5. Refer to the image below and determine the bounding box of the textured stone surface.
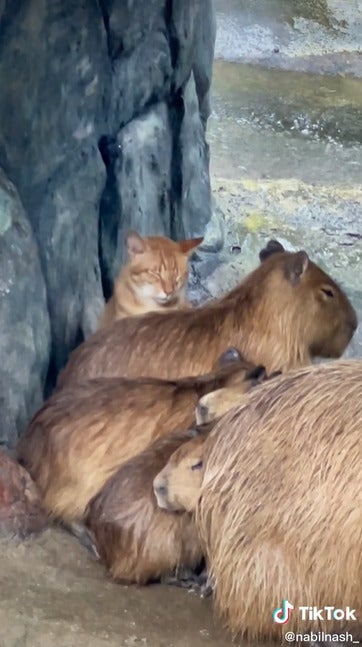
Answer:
[0,0,112,387]
[0,450,48,537]
[0,168,50,448]
[0,0,215,444]
[178,73,212,239]
[110,103,173,276]
[99,0,215,298]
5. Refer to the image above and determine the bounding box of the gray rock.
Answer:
[112,103,173,272]
[98,1,216,295]
[178,73,212,239]
[111,27,172,130]
[0,0,111,384]
[0,0,215,444]
[198,203,225,253]
[0,168,50,448]
[192,0,217,123]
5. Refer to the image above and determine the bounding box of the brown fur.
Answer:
[196,367,280,424]
[196,386,253,425]
[193,359,362,641]
[85,424,214,585]
[58,241,357,388]
[153,432,207,514]
[98,231,203,328]
[16,351,263,524]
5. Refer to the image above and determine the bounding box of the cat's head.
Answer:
[125,230,203,306]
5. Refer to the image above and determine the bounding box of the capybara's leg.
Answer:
[162,566,213,593]
[197,567,214,597]
[161,567,199,589]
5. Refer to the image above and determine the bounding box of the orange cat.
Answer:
[98,231,203,328]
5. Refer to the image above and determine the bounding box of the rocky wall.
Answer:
[0,0,216,446]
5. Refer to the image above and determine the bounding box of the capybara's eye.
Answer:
[321,286,335,299]
[191,461,203,471]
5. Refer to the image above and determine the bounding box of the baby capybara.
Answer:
[153,428,207,515]
[86,423,214,586]
[16,348,266,524]
[57,240,357,387]
[161,359,362,641]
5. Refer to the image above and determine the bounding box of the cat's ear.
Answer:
[126,230,147,257]
[178,237,204,256]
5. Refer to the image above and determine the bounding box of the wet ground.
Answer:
[0,528,238,647]
[213,0,362,73]
[208,60,362,183]
[1,2,362,646]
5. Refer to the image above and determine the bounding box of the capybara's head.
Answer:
[125,230,203,307]
[255,239,358,360]
[153,434,206,513]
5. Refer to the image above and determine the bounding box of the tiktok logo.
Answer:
[272,600,295,624]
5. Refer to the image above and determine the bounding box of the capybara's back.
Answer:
[57,240,357,387]
[16,351,264,523]
[196,359,362,641]
[86,426,212,585]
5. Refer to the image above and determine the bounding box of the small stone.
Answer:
[198,207,225,253]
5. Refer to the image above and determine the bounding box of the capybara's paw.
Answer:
[61,520,100,560]
[161,567,204,590]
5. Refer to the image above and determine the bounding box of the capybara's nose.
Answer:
[153,475,168,498]
[197,404,208,420]
[350,310,358,333]
[155,483,168,497]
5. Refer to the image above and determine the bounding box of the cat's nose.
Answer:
[163,284,174,296]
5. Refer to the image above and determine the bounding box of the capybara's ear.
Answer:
[216,347,243,367]
[126,230,147,257]
[246,364,267,381]
[259,239,285,263]
[284,250,309,285]
[178,237,204,255]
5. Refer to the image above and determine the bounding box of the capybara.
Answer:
[85,423,215,586]
[57,240,357,387]
[16,349,265,524]
[171,359,362,641]
[153,428,207,514]
[152,423,214,598]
